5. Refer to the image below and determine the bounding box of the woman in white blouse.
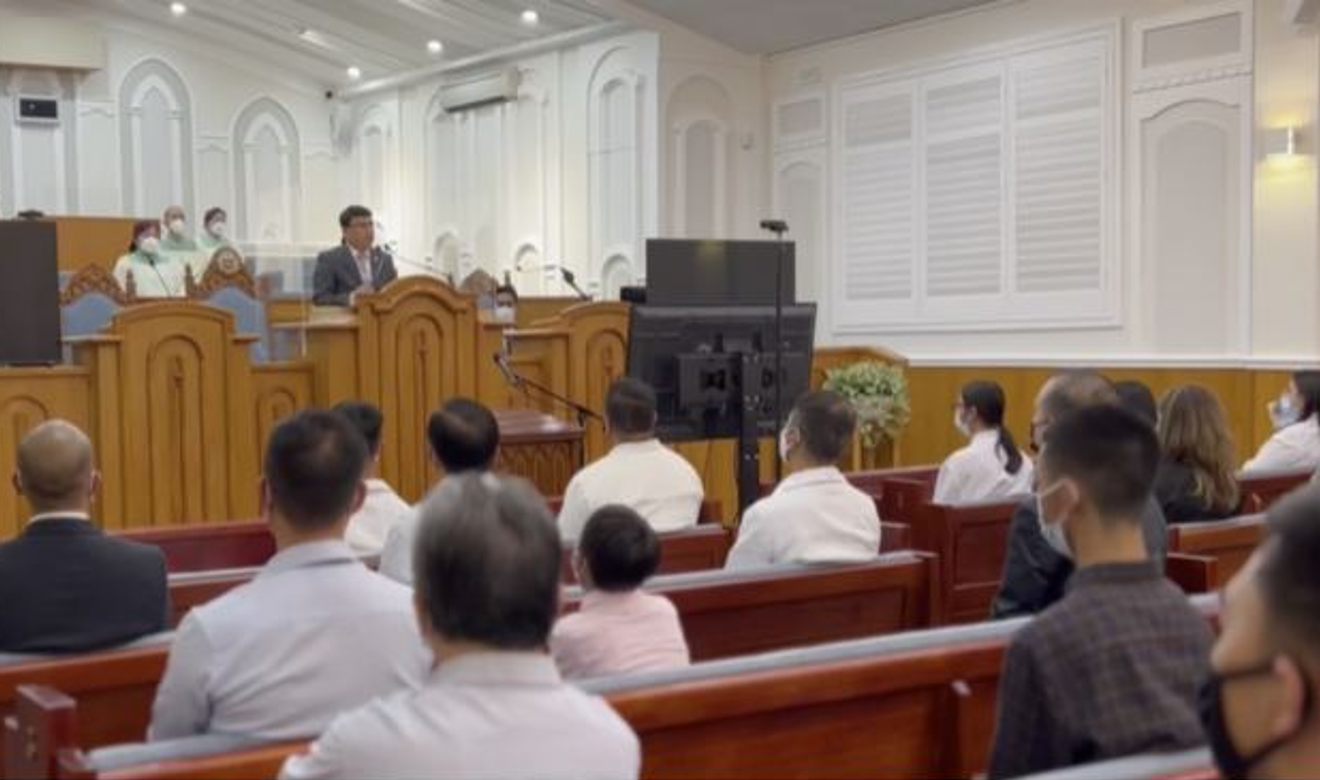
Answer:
[1244,370,1320,474]
[933,381,1034,504]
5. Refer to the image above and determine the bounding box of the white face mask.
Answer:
[1270,394,1301,431]
[1036,481,1074,560]
[138,236,161,256]
[168,218,187,237]
[954,408,972,439]
[493,306,516,323]
[207,221,226,238]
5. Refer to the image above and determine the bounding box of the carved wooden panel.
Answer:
[59,264,130,306]
[545,303,629,461]
[252,363,314,466]
[87,304,258,528]
[0,370,91,537]
[357,278,478,503]
[186,250,256,299]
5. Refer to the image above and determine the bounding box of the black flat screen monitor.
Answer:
[0,220,61,365]
[645,239,795,307]
[626,304,816,442]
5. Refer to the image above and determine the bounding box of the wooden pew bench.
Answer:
[1237,468,1312,513]
[4,553,939,777]
[905,498,1025,625]
[1164,514,1267,594]
[113,522,272,574]
[16,595,1223,780]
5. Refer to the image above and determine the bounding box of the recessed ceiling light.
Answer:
[169,2,187,17]
[520,9,540,26]
[427,39,444,55]
[347,66,362,81]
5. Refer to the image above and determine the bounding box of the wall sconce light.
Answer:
[1263,126,1301,160]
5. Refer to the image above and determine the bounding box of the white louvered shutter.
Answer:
[836,83,917,325]
[923,70,1004,304]
[1011,41,1108,309]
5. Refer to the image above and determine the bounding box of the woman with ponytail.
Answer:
[933,381,1034,504]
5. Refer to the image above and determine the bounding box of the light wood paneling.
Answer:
[0,369,91,537]
[51,217,144,272]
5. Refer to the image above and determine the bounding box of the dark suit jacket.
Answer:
[989,495,1169,620]
[312,245,398,306]
[0,518,170,654]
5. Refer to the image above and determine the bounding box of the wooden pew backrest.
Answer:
[909,499,1023,624]
[559,525,733,584]
[1168,515,1267,590]
[563,553,940,662]
[1238,468,1312,513]
[113,522,273,574]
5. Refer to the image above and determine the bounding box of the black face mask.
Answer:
[1199,662,1314,779]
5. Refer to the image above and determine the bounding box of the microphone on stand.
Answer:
[561,268,591,301]
[493,352,524,389]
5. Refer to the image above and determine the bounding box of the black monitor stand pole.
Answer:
[760,220,790,485]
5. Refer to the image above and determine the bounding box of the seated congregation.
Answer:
[1,371,1318,780]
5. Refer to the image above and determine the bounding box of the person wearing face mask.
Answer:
[990,371,1169,619]
[492,283,519,325]
[1200,485,1320,780]
[112,219,191,298]
[986,406,1213,779]
[1243,370,1320,474]
[933,381,1033,504]
[725,391,881,570]
[556,378,703,543]
[313,205,399,306]
[158,205,198,253]
[197,207,231,253]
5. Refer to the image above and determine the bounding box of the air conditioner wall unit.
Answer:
[438,68,521,113]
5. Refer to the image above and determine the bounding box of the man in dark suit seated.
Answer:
[312,205,398,306]
[0,421,168,653]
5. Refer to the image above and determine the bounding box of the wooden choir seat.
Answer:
[1165,515,1267,594]
[1236,468,1312,514]
[8,595,1224,780]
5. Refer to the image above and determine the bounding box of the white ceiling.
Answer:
[15,0,612,85]
[623,0,1005,54]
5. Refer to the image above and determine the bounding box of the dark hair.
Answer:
[264,410,369,530]
[494,284,519,304]
[130,219,158,251]
[1041,406,1160,522]
[1293,370,1320,423]
[1040,371,1119,420]
[203,207,227,225]
[791,390,857,463]
[427,398,500,473]
[414,473,560,649]
[333,401,384,457]
[1259,485,1320,652]
[579,505,661,592]
[339,204,373,230]
[606,378,657,436]
[961,381,1023,476]
[1115,381,1158,428]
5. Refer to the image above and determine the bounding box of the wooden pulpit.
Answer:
[494,409,584,497]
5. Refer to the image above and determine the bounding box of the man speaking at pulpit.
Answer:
[313,205,398,306]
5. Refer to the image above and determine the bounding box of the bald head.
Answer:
[14,421,97,513]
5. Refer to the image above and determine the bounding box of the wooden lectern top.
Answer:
[494,408,584,444]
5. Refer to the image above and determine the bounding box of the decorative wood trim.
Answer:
[59,264,130,306]
[187,248,255,299]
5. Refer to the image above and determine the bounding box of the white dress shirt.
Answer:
[933,430,1035,505]
[1244,420,1320,473]
[377,509,420,585]
[725,467,881,570]
[149,540,429,742]
[112,252,193,298]
[278,652,640,780]
[344,479,412,555]
[352,247,373,288]
[557,439,704,542]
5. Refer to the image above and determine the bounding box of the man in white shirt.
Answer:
[280,473,640,780]
[378,398,500,584]
[558,378,703,542]
[334,402,411,555]
[149,411,429,742]
[726,391,881,569]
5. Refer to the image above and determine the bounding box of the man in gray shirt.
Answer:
[149,411,428,741]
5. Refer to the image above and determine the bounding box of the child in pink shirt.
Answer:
[551,505,691,680]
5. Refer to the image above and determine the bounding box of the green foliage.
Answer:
[822,361,912,448]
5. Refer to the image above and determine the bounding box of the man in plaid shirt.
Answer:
[987,406,1212,778]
